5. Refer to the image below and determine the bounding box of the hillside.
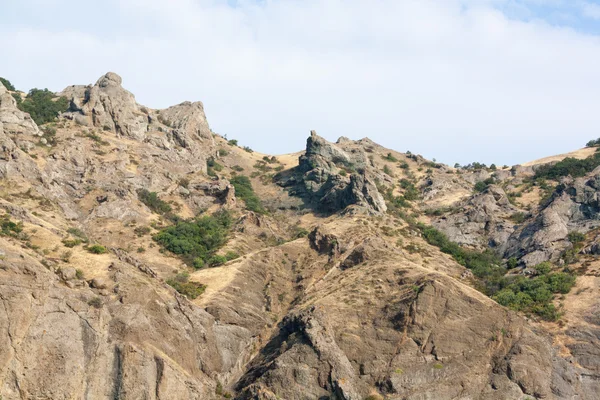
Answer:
[0,73,599,399]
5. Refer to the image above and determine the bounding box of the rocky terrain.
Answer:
[0,72,599,399]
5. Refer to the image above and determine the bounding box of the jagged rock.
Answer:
[308,226,340,257]
[277,131,386,215]
[432,185,521,251]
[0,82,40,136]
[506,171,600,265]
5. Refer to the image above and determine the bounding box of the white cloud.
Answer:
[1,0,600,165]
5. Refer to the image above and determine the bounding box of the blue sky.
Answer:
[2,0,600,166]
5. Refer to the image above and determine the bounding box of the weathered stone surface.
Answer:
[277,131,386,215]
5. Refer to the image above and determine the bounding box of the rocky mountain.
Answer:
[0,72,599,399]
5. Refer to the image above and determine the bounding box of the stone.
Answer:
[60,267,77,281]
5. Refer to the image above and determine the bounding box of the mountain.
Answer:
[0,72,598,399]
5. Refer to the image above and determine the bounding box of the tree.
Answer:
[18,89,69,125]
[0,77,15,91]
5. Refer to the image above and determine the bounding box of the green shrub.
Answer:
[230,175,265,213]
[509,212,527,224]
[534,152,600,180]
[154,210,232,266]
[137,189,172,214]
[208,254,227,267]
[492,270,575,321]
[218,149,229,157]
[586,138,600,147]
[166,272,206,299]
[507,257,518,269]
[0,77,15,91]
[227,139,238,146]
[383,165,393,176]
[243,146,253,153]
[0,215,23,237]
[87,244,108,254]
[567,231,586,244]
[62,238,82,248]
[193,257,206,269]
[225,251,239,261]
[18,89,69,125]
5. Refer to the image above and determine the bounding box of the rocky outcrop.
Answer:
[432,185,522,252]
[0,82,40,136]
[277,131,386,215]
[61,72,148,140]
[505,171,600,265]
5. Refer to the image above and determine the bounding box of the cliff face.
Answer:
[0,73,599,399]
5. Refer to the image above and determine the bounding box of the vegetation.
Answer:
[383,153,398,162]
[0,215,23,237]
[534,151,600,180]
[17,89,69,125]
[154,210,232,267]
[87,244,108,254]
[137,189,172,214]
[166,272,206,299]
[227,139,238,146]
[474,178,494,193]
[0,77,15,91]
[493,270,575,321]
[230,175,265,213]
[586,138,600,147]
[207,157,224,177]
[420,224,576,321]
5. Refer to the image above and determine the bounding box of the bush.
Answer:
[492,270,575,321]
[474,178,494,193]
[225,251,239,261]
[0,215,23,237]
[230,175,265,213]
[567,231,586,244]
[534,152,600,180]
[243,146,253,153]
[62,239,82,248]
[208,254,227,267]
[218,149,229,157]
[18,89,69,125]
[154,210,232,266]
[227,139,238,146]
[384,153,398,162]
[509,212,527,224]
[0,77,16,91]
[166,272,206,299]
[138,189,172,214]
[87,244,108,254]
[586,138,600,147]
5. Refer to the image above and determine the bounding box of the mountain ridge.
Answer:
[0,72,599,399]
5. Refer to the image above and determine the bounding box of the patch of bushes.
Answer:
[134,226,152,237]
[227,139,238,146]
[87,244,108,254]
[493,268,575,321]
[0,215,23,237]
[586,138,600,147]
[474,178,494,193]
[230,175,265,213]
[62,239,82,248]
[166,272,206,299]
[218,149,229,157]
[17,89,69,125]
[383,153,398,162]
[243,146,253,153]
[509,212,527,224]
[137,189,172,214]
[0,77,15,91]
[207,157,223,177]
[567,231,586,244]
[154,210,232,267]
[534,152,600,180]
[420,224,505,292]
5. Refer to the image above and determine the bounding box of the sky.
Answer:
[1,0,600,166]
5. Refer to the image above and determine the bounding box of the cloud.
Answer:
[1,0,600,165]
